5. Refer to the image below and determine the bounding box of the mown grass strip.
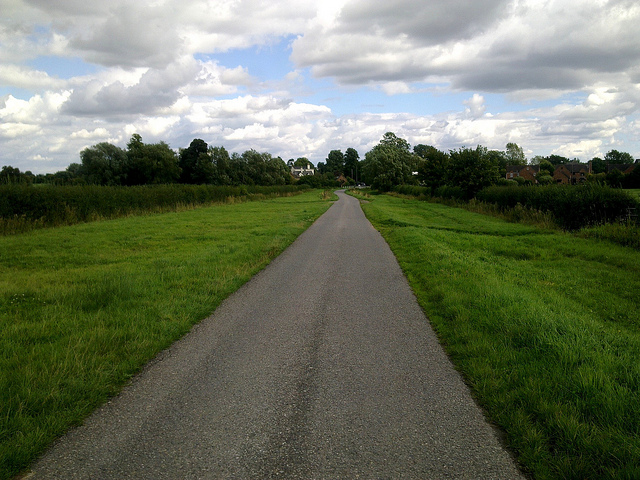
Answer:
[357,193,640,480]
[0,190,333,480]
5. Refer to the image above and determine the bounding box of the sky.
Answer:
[1,0,640,173]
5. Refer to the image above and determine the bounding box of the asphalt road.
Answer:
[27,190,525,479]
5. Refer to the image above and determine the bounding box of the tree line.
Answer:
[2,132,638,194]
[1,135,296,187]
[358,133,639,198]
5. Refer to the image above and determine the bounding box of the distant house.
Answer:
[553,163,591,184]
[290,163,315,178]
[506,165,539,183]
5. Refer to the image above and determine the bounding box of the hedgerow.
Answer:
[477,184,638,230]
[0,184,309,235]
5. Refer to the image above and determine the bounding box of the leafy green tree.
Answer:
[536,174,554,185]
[547,154,570,165]
[191,152,216,184]
[486,149,508,176]
[179,139,209,184]
[380,131,411,151]
[590,157,606,174]
[0,166,31,184]
[124,134,180,185]
[538,159,555,177]
[239,149,289,185]
[294,157,311,168]
[447,145,501,199]
[505,142,526,165]
[361,132,418,191]
[604,149,634,165]
[606,168,625,188]
[343,147,360,181]
[325,150,344,176]
[65,163,83,181]
[79,142,127,185]
[414,145,449,189]
[210,146,232,185]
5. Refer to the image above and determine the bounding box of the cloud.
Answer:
[336,0,507,43]
[69,3,184,68]
[183,61,253,97]
[0,64,66,90]
[463,94,486,119]
[61,57,200,116]
[291,0,640,97]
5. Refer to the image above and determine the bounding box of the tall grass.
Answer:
[361,194,640,479]
[0,190,332,480]
[0,184,309,235]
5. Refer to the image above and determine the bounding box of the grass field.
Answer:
[0,190,333,480]
[355,192,640,480]
[627,188,640,200]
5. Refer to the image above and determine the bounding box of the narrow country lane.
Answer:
[27,191,525,479]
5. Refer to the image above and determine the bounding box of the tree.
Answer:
[179,139,209,184]
[380,131,411,151]
[361,132,418,191]
[538,159,555,177]
[505,142,526,165]
[546,154,570,165]
[124,134,180,185]
[447,145,501,199]
[325,150,344,176]
[344,148,360,181]
[79,142,127,185]
[0,166,30,184]
[590,157,606,174]
[606,168,625,188]
[210,146,232,185]
[604,149,634,165]
[294,157,311,168]
[414,145,449,189]
[240,149,289,185]
[536,174,554,185]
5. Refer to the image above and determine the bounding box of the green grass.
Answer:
[358,193,640,480]
[0,190,333,480]
[626,189,640,200]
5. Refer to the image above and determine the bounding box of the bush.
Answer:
[433,185,466,201]
[477,184,639,230]
[392,185,432,197]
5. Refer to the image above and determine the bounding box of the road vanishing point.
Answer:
[27,191,525,479]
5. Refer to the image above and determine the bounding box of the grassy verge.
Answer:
[0,190,333,480]
[356,193,640,479]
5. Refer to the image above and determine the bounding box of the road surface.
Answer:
[28,190,525,479]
